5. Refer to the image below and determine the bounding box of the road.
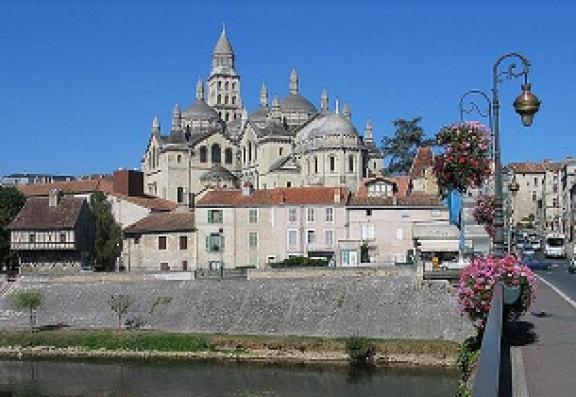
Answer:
[515,255,576,397]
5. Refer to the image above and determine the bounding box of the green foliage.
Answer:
[107,294,133,329]
[0,186,26,267]
[90,191,121,271]
[11,290,42,330]
[345,336,376,366]
[269,256,328,268]
[149,296,173,314]
[455,336,481,397]
[381,117,434,175]
[0,330,210,352]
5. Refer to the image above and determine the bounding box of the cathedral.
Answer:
[142,28,384,204]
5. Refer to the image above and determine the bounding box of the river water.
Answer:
[0,359,458,396]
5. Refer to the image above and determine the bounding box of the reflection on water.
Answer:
[0,359,458,397]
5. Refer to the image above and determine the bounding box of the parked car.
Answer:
[569,258,576,274]
[524,256,551,271]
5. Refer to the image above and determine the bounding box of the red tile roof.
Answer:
[124,211,194,234]
[8,197,87,230]
[17,177,177,211]
[508,160,562,173]
[197,187,349,207]
[409,146,434,178]
[348,193,443,207]
[388,175,412,197]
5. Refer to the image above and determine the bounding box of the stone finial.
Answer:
[172,104,182,132]
[241,106,248,121]
[271,96,281,120]
[152,115,161,134]
[289,68,299,95]
[260,83,268,108]
[364,119,374,142]
[196,78,204,101]
[343,102,351,121]
[321,89,329,113]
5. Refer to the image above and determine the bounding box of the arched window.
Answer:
[232,96,236,105]
[217,94,221,104]
[248,142,252,162]
[243,147,246,163]
[225,113,229,121]
[211,144,221,164]
[314,156,318,174]
[279,148,283,156]
[329,155,335,172]
[232,82,236,89]
[218,81,222,89]
[348,155,354,173]
[177,187,184,204]
[224,95,229,104]
[199,146,207,163]
[225,148,233,164]
[225,81,229,90]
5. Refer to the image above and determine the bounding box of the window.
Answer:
[553,184,558,193]
[329,156,335,172]
[553,198,558,207]
[249,232,258,249]
[160,263,170,272]
[249,209,258,223]
[325,230,334,246]
[307,208,315,223]
[158,236,167,250]
[288,207,297,222]
[29,233,35,243]
[60,232,66,243]
[279,148,284,156]
[325,207,334,222]
[211,144,221,164]
[532,192,537,202]
[348,155,354,173]
[232,96,236,105]
[306,230,316,244]
[225,81,229,90]
[179,236,188,250]
[366,209,372,217]
[206,233,224,252]
[224,95,229,104]
[177,155,182,163]
[287,181,292,187]
[134,236,140,245]
[361,224,375,240]
[182,261,188,271]
[534,177,538,186]
[177,187,184,204]
[217,94,221,104]
[287,229,299,247]
[199,146,207,163]
[314,157,318,173]
[248,143,252,162]
[208,210,223,224]
[225,148,233,164]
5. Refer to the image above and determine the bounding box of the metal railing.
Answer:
[472,283,504,397]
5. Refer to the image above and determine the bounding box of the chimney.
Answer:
[333,188,341,204]
[48,189,62,207]
[113,169,144,196]
[242,181,254,196]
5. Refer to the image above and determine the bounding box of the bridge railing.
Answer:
[472,282,504,397]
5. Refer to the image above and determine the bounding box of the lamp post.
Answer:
[508,176,520,253]
[492,53,541,255]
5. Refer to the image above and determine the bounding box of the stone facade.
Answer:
[141,28,384,203]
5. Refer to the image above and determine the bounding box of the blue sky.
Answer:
[1,0,575,176]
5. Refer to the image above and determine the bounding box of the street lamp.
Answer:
[507,175,520,253]
[492,53,541,255]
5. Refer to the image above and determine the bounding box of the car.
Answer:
[524,256,551,271]
[569,258,576,274]
[522,246,536,258]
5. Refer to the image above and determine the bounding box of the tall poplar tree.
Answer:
[90,191,121,271]
[0,186,26,268]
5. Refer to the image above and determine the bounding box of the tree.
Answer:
[381,117,435,175]
[0,186,26,269]
[90,191,121,271]
[12,290,42,331]
[107,294,133,329]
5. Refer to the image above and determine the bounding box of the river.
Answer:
[0,359,458,396]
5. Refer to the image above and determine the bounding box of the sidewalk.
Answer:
[514,279,576,397]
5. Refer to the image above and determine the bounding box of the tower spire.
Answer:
[171,104,182,133]
[364,119,374,143]
[151,115,161,135]
[196,78,204,101]
[321,89,329,113]
[342,102,351,121]
[289,68,299,95]
[260,83,268,108]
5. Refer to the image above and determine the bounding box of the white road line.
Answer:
[536,275,576,310]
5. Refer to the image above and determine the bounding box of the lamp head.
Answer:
[509,179,520,193]
[514,83,541,127]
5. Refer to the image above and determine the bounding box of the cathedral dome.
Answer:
[183,100,220,122]
[295,113,361,153]
[249,107,269,123]
[279,94,317,114]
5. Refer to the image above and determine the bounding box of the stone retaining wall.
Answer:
[0,276,474,342]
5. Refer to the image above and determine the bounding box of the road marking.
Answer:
[536,275,576,310]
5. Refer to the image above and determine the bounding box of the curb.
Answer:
[511,347,529,397]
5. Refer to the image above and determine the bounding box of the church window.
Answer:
[218,81,222,89]
[224,95,229,104]
[217,94,221,104]
[232,96,236,105]
[211,144,221,164]
[225,113,229,121]
[243,147,246,163]
[233,113,237,119]
[225,148,233,164]
[314,157,318,174]
[177,155,182,163]
[225,81,229,90]
[232,82,236,89]
[348,155,354,173]
[177,187,184,204]
[199,146,207,163]
[329,156,335,172]
[279,148,283,156]
[248,143,252,162]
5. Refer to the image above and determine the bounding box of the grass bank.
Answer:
[0,330,460,367]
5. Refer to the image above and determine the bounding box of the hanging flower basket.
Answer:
[473,194,496,239]
[434,121,492,193]
[457,254,537,330]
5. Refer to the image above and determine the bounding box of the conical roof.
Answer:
[213,29,233,55]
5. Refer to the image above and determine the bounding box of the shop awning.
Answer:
[418,239,460,252]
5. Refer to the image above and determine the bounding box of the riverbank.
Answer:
[0,330,460,367]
